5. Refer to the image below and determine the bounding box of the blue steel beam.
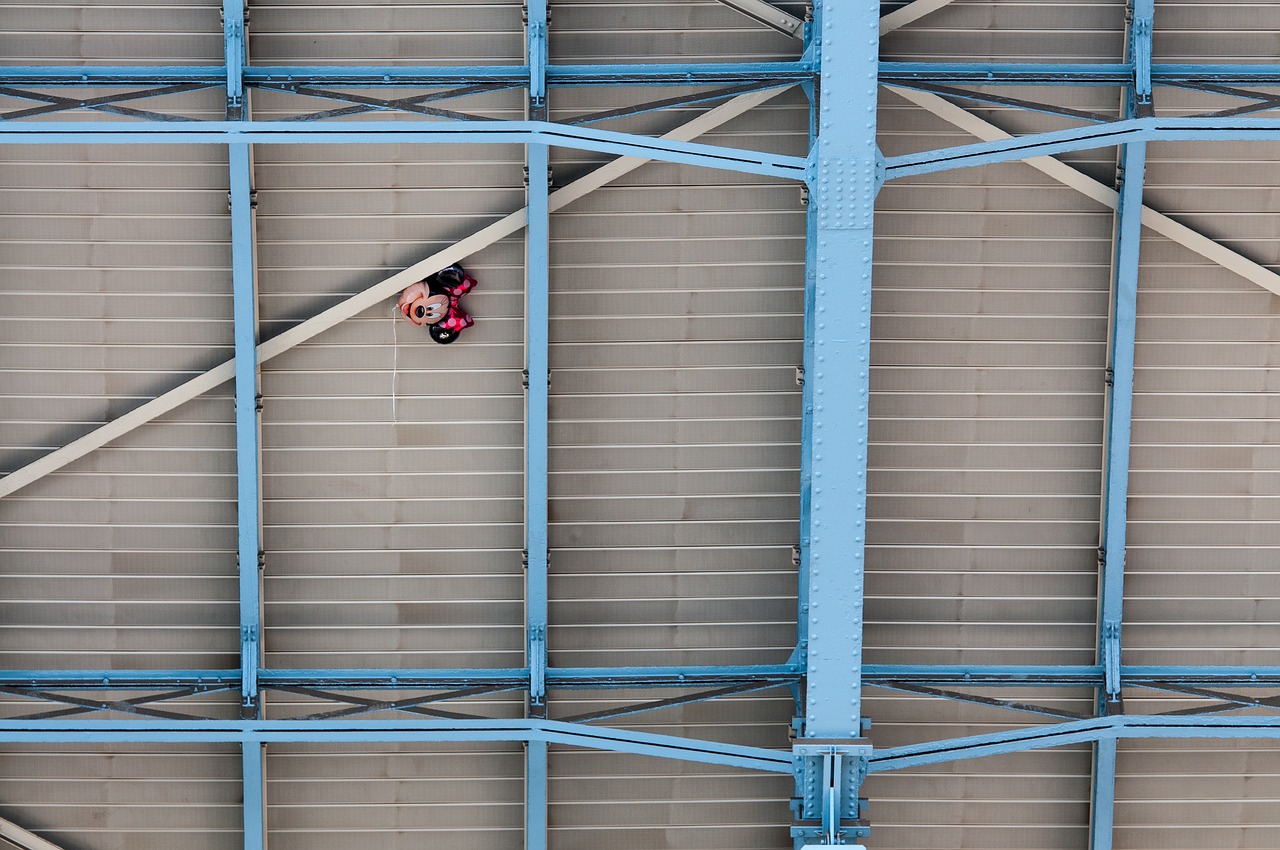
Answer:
[17,663,1280,690]
[0,719,795,773]
[19,115,1280,181]
[801,0,877,745]
[0,715,1274,769]
[871,715,1280,773]
[1090,738,1118,850]
[524,0,551,726]
[229,142,261,720]
[19,61,1280,88]
[1097,26,1152,704]
[226,0,261,724]
[1090,4,1152,845]
[0,120,806,179]
[883,116,1280,179]
[0,62,813,87]
[242,743,265,850]
[526,739,548,850]
[525,4,550,849]
[791,1,879,845]
[882,61,1280,85]
[222,0,246,118]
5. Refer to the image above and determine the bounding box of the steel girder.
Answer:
[1089,4,1154,846]
[3,2,1280,848]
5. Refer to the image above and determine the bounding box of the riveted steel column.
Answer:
[793,1,878,846]
[801,0,877,740]
[524,2,551,849]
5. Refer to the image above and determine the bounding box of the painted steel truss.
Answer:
[2,0,1280,847]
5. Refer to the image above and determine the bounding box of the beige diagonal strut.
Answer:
[887,85,1280,297]
[0,86,792,498]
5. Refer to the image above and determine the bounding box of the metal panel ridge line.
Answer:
[791,1,878,846]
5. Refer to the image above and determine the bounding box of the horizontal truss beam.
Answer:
[5,664,1280,690]
[0,118,806,179]
[0,63,813,87]
[13,62,1280,88]
[0,719,794,773]
[0,715,1271,774]
[881,62,1280,85]
[872,715,1280,773]
[884,115,1280,179]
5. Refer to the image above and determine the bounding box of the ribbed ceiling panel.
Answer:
[248,0,524,66]
[1125,228,1280,667]
[0,0,222,65]
[0,744,242,850]
[869,95,1113,666]
[547,102,807,666]
[0,144,239,670]
[550,750,792,850]
[254,138,528,670]
[880,0,1126,65]
[1114,738,1280,849]
[864,689,1094,849]
[551,0,803,65]
[266,743,525,850]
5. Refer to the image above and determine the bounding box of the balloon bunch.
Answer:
[396,264,478,344]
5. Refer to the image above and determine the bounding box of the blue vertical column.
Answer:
[525,138,550,721]
[524,3,551,850]
[792,1,878,847]
[225,0,261,720]
[223,0,246,120]
[230,142,262,722]
[242,743,265,850]
[1091,4,1151,849]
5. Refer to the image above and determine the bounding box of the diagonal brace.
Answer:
[0,84,209,121]
[0,86,790,499]
[561,682,784,724]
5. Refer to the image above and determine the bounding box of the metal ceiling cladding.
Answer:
[0,1,1279,849]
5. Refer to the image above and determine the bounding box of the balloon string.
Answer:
[390,304,399,424]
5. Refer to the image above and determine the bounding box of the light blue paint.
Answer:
[871,715,1280,773]
[242,743,265,850]
[1091,5,1152,842]
[0,120,808,179]
[222,0,245,117]
[1090,738,1118,850]
[526,740,548,850]
[229,142,261,718]
[523,140,549,704]
[884,117,1280,179]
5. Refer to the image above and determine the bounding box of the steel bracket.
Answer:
[239,624,259,717]
[1101,620,1123,710]
[791,740,872,847]
[529,625,547,709]
[1128,2,1154,117]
